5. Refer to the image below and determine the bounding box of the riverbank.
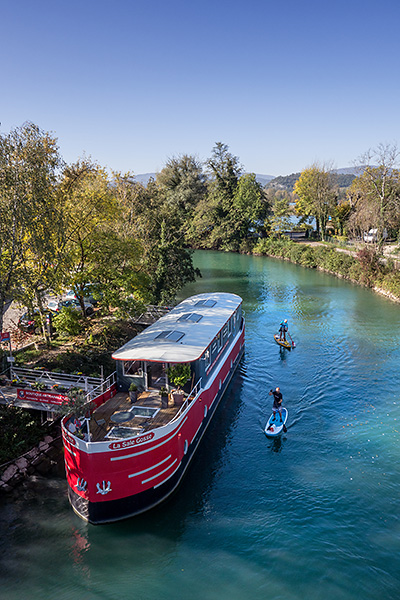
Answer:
[252,238,400,303]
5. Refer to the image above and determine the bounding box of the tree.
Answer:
[189,143,262,251]
[0,122,63,336]
[294,164,337,240]
[115,174,199,305]
[349,144,400,247]
[156,154,206,239]
[231,174,269,247]
[270,191,293,236]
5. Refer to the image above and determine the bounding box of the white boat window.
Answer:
[194,299,217,307]
[178,313,203,322]
[155,330,185,342]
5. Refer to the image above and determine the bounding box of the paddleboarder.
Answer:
[279,319,288,341]
[269,386,284,423]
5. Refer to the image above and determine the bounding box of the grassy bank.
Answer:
[253,238,400,301]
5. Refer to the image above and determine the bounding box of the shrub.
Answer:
[0,407,45,464]
[356,247,381,286]
[53,307,84,336]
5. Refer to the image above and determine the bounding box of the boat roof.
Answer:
[112,292,242,363]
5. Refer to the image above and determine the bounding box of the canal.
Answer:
[1,250,400,600]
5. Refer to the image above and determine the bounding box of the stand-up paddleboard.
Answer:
[265,407,288,437]
[274,334,294,349]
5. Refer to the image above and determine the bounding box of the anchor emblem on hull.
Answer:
[76,478,87,492]
[96,480,112,495]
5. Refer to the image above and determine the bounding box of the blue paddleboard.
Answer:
[264,407,288,437]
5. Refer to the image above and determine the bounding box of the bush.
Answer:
[0,407,45,464]
[53,307,84,336]
[251,236,400,301]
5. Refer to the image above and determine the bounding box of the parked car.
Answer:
[18,310,41,334]
[47,298,94,316]
[18,310,53,334]
[64,285,101,306]
[363,228,388,243]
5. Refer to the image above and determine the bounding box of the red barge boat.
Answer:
[62,292,245,524]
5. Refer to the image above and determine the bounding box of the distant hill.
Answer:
[134,173,156,185]
[267,173,301,192]
[134,170,356,191]
[252,173,275,186]
[134,172,275,187]
[266,170,357,192]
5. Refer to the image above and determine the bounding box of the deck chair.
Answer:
[92,414,107,436]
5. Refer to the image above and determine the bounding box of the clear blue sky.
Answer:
[1,0,400,177]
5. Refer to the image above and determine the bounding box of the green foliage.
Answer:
[54,389,94,418]
[0,122,63,335]
[167,363,191,389]
[294,165,338,240]
[53,307,84,336]
[356,247,381,286]
[0,406,45,464]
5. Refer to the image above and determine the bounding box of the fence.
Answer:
[10,366,103,392]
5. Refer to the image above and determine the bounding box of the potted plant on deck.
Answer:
[129,383,138,403]
[167,364,191,407]
[159,386,169,409]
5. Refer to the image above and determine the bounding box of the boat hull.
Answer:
[64,329,245,524]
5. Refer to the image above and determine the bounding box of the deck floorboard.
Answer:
[89,389,182,442]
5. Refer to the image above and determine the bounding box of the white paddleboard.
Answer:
[264,407,288,437]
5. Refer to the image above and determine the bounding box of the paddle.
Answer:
[287,331,296,348]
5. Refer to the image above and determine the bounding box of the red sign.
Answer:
[0,332,10,342]
[17,388,69,406]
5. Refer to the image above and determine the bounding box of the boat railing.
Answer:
[85,371,117,404]
[171,377,202,422]
[63,372,117,442]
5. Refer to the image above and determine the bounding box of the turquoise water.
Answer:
[1,250,400,600]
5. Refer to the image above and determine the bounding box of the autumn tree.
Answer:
[0,122,63,336]
[348,144,400,247]
[294,164,338,240]
[59,160,150,317]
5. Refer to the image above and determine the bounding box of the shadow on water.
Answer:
[265,435,287,453]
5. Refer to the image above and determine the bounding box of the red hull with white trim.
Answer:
[62,292,245,523]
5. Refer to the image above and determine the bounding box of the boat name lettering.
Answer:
[109,432,155,450]
[64,432,78,447]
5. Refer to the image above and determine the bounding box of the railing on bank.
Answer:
[10,366,103,392]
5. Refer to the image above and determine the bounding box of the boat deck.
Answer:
[89,388,182,442]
